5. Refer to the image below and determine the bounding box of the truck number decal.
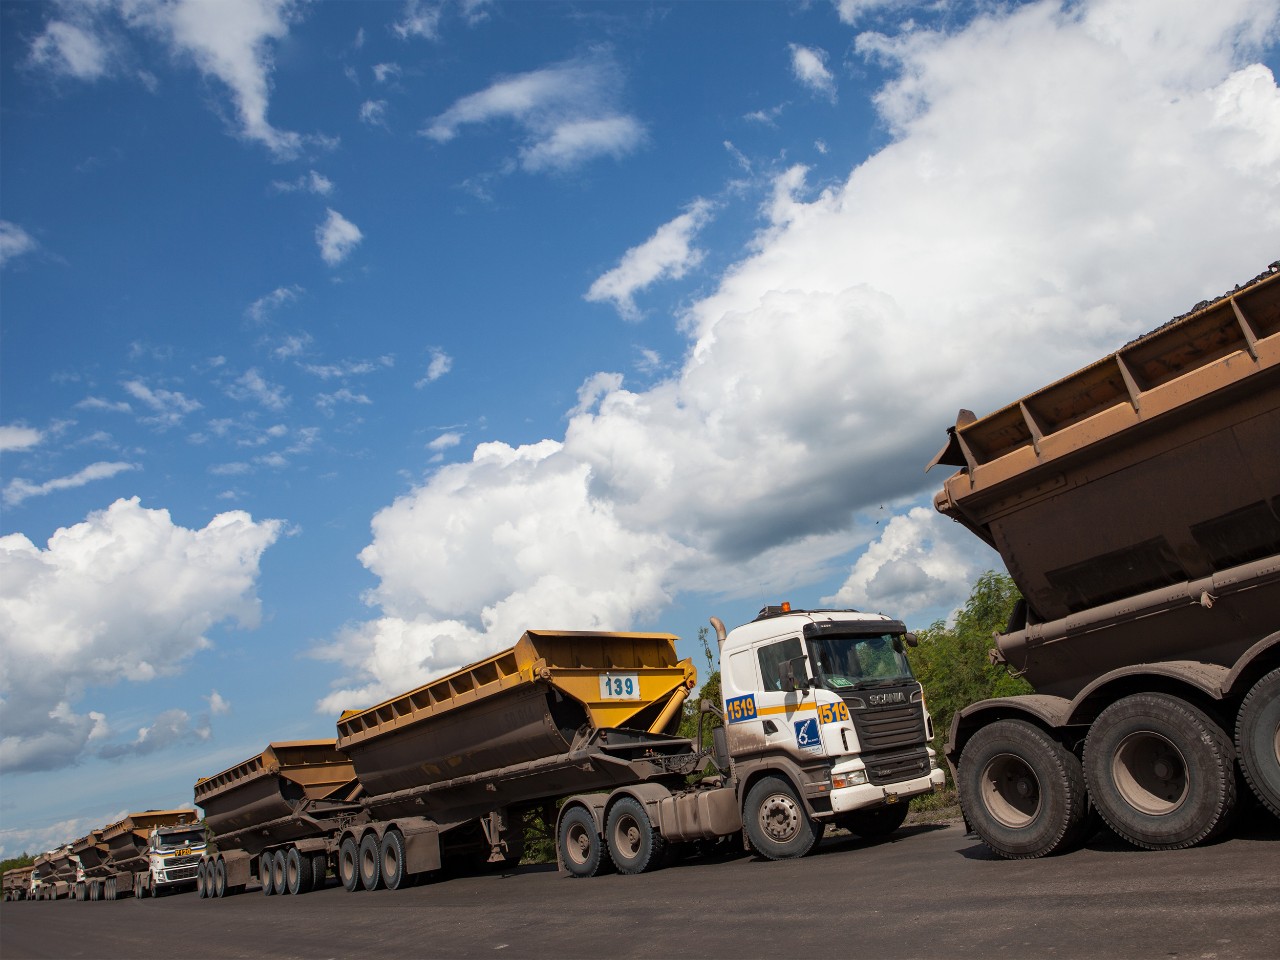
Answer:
[818,702,850,724]
[599,673,640,699]
[725,695,757,723]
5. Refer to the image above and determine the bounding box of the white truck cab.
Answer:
[715,605,946,855]
[146,822,207,894]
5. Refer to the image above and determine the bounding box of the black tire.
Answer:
[743,775,824,860]
[214,859,227,899]
[1237,667,1280,819]
[200,862,211,899]
[339,836,361,892]
[839,801,910,840]
[309,852,328,892]
[959,719,1089,859]
[359,833,384,891]
[260,854,275,896]
[558,806,610,878]
[285,847,312,896]
[605,797,665,875]
[272,849,288,895]
[378,829,409,891]
[105,877,116,901]
[135,875,148,899]
[1084,693,1236,850]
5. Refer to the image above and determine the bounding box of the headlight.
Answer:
[832,770,868,789]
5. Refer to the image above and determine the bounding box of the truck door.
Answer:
[753,635,823,760]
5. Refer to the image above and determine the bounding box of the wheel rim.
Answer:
[980,752,1042,828]
[612,813,643,860]
[757,791,802,843]
[1111,730,1188,815]
[565,821,592,867]
[382,842,399,882]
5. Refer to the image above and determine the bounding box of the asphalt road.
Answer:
[5,813,1279,960]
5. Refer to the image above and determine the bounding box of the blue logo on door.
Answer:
[794,717,820,750]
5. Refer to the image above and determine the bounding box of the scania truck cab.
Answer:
[145,821,207,895]
[716,605,947,853]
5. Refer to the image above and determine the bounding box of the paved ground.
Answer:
[4,811,1279,960]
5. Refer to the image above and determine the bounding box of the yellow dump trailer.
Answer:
[69,830,109,901]
[194,741,362,899]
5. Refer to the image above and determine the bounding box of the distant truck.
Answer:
[196,624,943,897]
[2,865,33,901]
[929,265,1280,857]
[99,811,206,899]
[70,829,110,901]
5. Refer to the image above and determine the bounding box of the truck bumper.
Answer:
[829,767,946,814]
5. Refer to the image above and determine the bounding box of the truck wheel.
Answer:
[260,855,275,896]
[309,852,328,892]
[285,847,313,895]
[744,776,824,860]
[339,837,361,892]
[105,877,115,901]
[214,858,227,899]
[558,806,610,878]
[606,797,665,875]
[379,829,409,890]
[959,719,1088,859]
[1084,693,1236,850]
[839,801,910,840]
[272,849,288,895]
[1236,667,1280,818]
[359,834,384,891]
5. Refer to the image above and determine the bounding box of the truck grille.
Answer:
[851,702,926,753]
[165,867,198,882]
[164,854,202,867]
[863,748,930,786]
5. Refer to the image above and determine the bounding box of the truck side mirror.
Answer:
[780,656,812,693]
[903,632,919,648]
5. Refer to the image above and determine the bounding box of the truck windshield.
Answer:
[807,633,914,690]
[156,830,204,850]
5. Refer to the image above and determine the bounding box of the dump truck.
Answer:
[195,625,942,898]
[39,845,75,900]
[194,740,363,898]
[69,829,110,901]
[99,810,206,899]
[3,865,33,901]
[929,264,1280,858]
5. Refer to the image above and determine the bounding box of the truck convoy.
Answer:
[190,624,943,898]
[929,264,1280,858]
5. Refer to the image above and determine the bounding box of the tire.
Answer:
[196,862,208,899]
[558,806,610,878]
[309,852,328,892]
[959,719,1089,859]
[285,847,313,896]
[380,829,409,891]
[839,801,910,840]
[260,854,275,896]
[606,797,665,875]
[134,875,147,899]
[743,775,825,860]
[1237,667,1280,819]
[339,836,361,892]
[1084,693,1236,850]
[272,849,288,895]
[214,859,227,899]
[105,877,116,901]
[358,833,384,891]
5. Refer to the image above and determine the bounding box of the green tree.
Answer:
[1,853,34,876]
[910,571,1033,784]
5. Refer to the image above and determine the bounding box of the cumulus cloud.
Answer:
[316,208,363,265]
[0,498,282,772]
[27,18,111,79]
[789,43,837,101]
[4,461,137,508]
[122,379,202,427]
[422,53,646,173]
[0,425,43,452]
[97,708,212,759]
[415,348,453,386]
[321,0,1280,705]
[393,0,441,40]
[359,99,388,126]
[0,221,39,268]
[586,200,715,320]
[227,368,290,411]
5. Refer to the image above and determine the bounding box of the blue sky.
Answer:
[2,0,1278,858]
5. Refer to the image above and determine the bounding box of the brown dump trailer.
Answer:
[930,264,1280,857]
[3,865,34,901]
[99,810,203,900]
[194,740,362,898]
[41,846,76,900]
[69,830,110,901]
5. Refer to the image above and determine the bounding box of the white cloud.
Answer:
[0,221,38,268]
[227,368,289,411]
[122,379,202,427]
[122,0,305,158]
[316,208,363,265]
[27,19,111,80]
[207,689,231,716]
[0,425,43,452]
[789,43,837,101]
[271,171,333,195]
[3,461,137,508]
[0,498,282,772]
[423,54,646,173]
[373,62,400,84]
[585,200,715,320]
[834,0,912,25]
[315,388,372,416]
[246,285,302,322]
[359,99,388,126]
[393,0,440,40]
[427,432,462,452]
[98,708,212,759]
[324,0,1280,702]
[415,348,453,387]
